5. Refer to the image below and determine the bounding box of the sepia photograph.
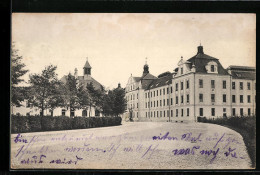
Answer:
[10,13,256,169]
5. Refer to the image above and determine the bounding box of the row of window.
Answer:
[145,80,190,98]
[199,94,252,103]
[199,108,252,117]
[145,94,190,108]
[198,79,254,90]
[126,93,138,101]
[127,103,138,109]
[232,82,254,90]
[146,108,190,118]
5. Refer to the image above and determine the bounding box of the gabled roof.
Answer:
[141,73,157,80]
[77,76,103,90]
[133,77,141,82]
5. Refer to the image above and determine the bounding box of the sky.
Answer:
[12,13,256,89]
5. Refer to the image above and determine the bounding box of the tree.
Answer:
[11,44,29,108]
[112,87,127,117]
[101,90,114,116]
[29,65,60,116]
[86,82,97,117]
[77,84,90,116]
[62,73,80,117]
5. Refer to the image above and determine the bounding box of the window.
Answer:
[211,94,215,102]
[211,80,215,88]
[160,111,162,117]
[181,67,183,74]
[171,87,173,93]
[187,94,190,103]
[82,110,87,117]
[232,108,236,116]
[160,100,162,106]
[247,95,251,103]
[199,79,203,88]
[157,90,158,96]
[171,110,173,117]
[154,111,155,118]
[157,111,159,117]
[223,80,226,89]
[62,109,66,116]
[171,98,173,105]
[240,82,243,90]
[163,89,165,95]
[150,102,152,108]
[176,83,178,91]
[153,91,155,97]
[163,99,165,106]
[137,93,138,99]
[199,108,203,116]
[248,108,251,116]
[153,101,155,107]
[232,82,236,89]
[247,82,251,90]
[151,112,153,117]
[186,80,189,89]
[167,99,169,105]
[150,92,152,97]
[157,100,158,107]
[240,95,243,103]
[137,112,138,118]
[137,103,138,108]
[181,95,184,104]
[167,110,170,117]
[145,93,147,98]
[223,108,227,117]
[164,111,165,117]
[167,87,169,94]
[181,109,183,117]
[240,108,243,116]
[199,94,203,102]
[70,109,75,117]
[160,89,162,95]
[232,95,236,103]
[176,109,178,117]
[223,94,226,103]
[145,102,147,108]
[211,65,214,72]
[181,82,184,90]
[211,108,215,116]
[187,108,189,116]
[176,96,178,104]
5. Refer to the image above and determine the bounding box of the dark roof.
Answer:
[77,76,103,90]
[229,70,256,80]
[227,66,256,72]
[133,77,141,82]
[187,51,229,75]
[141,73,157,80]
[61,75,103,90]
[146,74,173,90]
[83,60,92,68]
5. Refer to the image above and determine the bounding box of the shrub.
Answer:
[54,116,72,130]
[28,116,41,132]
[41,116,56,131]
[15,116,30,133]
[71,117,86,129]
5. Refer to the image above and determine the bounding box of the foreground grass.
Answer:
[198,116,255,168]
[223,124,256,168]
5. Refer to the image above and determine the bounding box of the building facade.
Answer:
[13,59,104,117]
[124,45,256,122]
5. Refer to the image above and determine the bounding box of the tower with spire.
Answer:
[83,57,92,80]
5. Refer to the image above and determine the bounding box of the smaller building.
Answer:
[12,58,104,117]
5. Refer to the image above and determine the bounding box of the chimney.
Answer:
[118,83,121,88]
[197,45,204,54]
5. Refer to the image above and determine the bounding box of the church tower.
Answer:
[83,57,92,80]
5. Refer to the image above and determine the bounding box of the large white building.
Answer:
[13,59,104,117]
[124,45,256,122]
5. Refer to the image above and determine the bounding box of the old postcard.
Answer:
[11,13,256,169]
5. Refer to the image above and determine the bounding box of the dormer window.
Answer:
[206,61,218,74]
[211,65,214,72]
